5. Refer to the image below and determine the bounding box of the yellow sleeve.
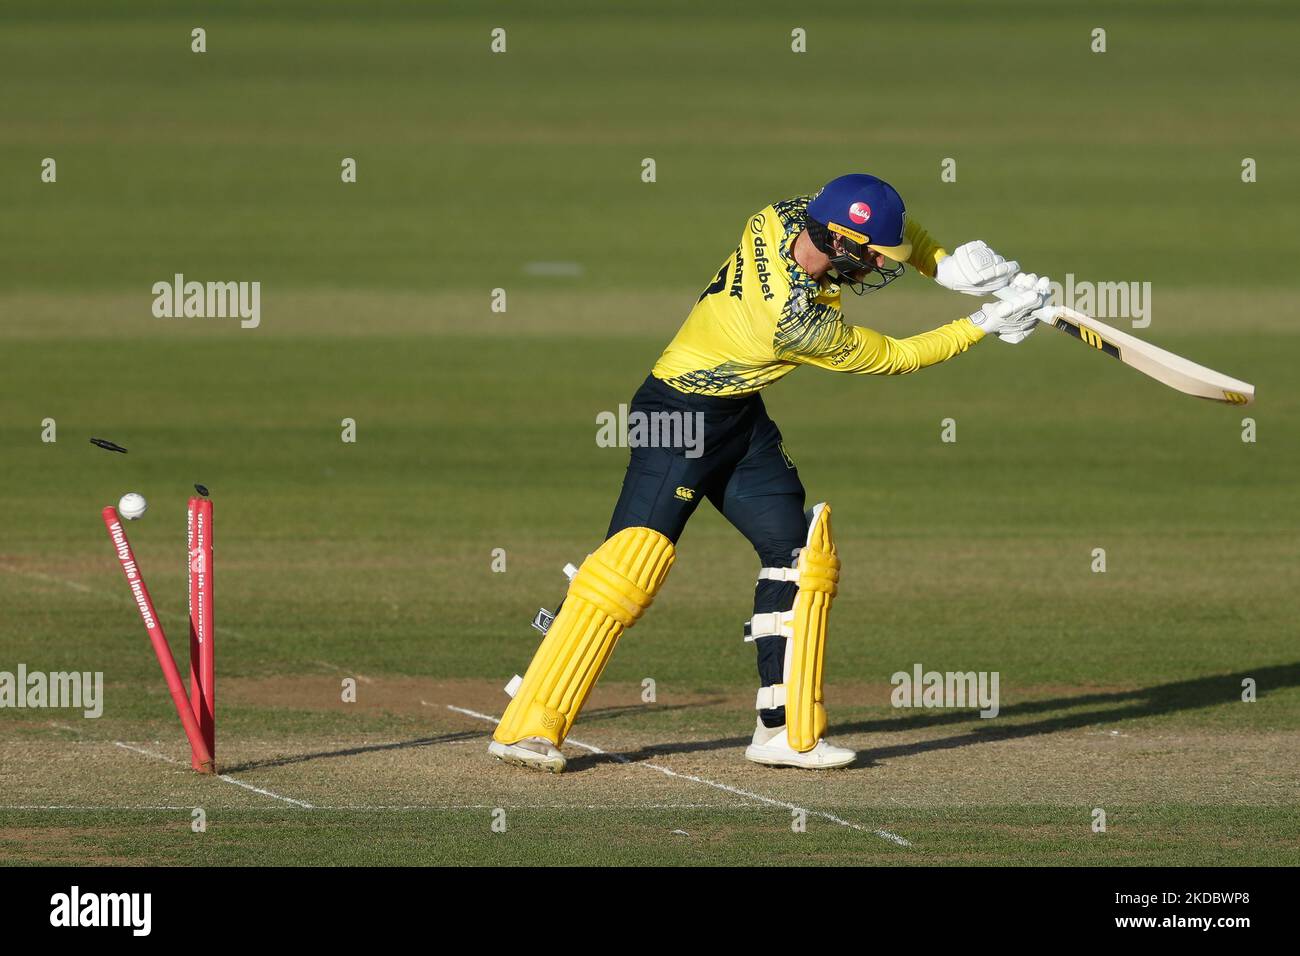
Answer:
[786,315,985,375]
[905,218,947,278]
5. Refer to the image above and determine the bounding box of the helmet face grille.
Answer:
[805,212,905,296]
[839,260,905,296]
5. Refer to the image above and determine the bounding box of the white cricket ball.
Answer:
[118,492,148,520]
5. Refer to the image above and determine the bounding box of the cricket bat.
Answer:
[994,290,1255,406]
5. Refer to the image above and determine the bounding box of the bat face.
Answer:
[1040,307,1255,406]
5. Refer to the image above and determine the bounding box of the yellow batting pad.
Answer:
[786,503,839,752]
[493,527,675,747]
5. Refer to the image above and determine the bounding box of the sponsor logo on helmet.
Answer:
[829,222,870,245]
[849,202,871,224]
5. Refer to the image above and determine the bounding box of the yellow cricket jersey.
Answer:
[652,195,985,397]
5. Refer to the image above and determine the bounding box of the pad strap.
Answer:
[755,684,787,710]
[743,610,794,642]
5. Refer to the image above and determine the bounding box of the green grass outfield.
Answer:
[1,0,1298,865]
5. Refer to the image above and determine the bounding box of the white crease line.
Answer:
[1,806,199,811]
[310,660,373,682]
[446,704,911,847]
[216,774,315,808]
[114,741,183,764]
[300,803,747,811]
[0,803,745,812]
[113,741,315,808]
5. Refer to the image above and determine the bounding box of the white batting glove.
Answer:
[996,325,1037,345]
[935,240,1021,296]
[968,272,1051,343]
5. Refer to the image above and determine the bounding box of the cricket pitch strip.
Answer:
[3,675,1296,866]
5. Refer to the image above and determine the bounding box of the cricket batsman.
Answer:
[489,173,1051,771]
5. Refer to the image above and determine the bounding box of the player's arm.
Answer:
[908,217,1022,297]
[904,218,948,278]
[786,313,985,375]
[775,275,1051,373]
[773,286,983,374]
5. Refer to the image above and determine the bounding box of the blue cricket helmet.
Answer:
[803,174,911,295]
[806,173,912,264]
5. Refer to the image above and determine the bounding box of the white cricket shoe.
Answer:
[744,719,855,769]
[488,736,566,773]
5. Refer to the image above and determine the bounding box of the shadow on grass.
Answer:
[579,700,726,724]
[844,661,1300,769]
[221,702,719,773]
[221,730,483,773]
[570,662,1300,772]
[224,664,1297,775]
